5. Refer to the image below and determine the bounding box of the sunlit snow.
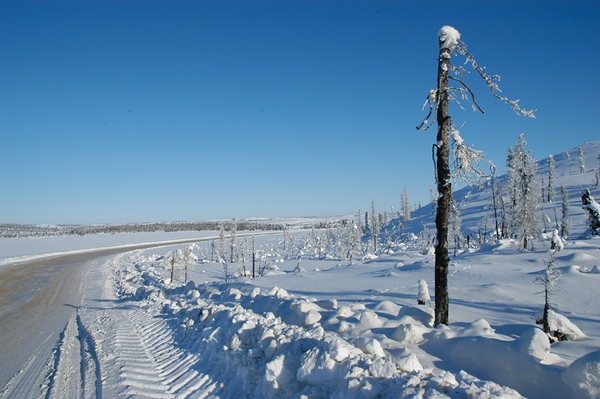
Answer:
[1,141,600,398]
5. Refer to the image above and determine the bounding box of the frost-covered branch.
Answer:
[416,90,437,130]
[417,30,536,133]
[449,126,494,183]
[448,76,485,113]
[456,42,536,118]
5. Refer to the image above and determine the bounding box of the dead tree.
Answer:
[417,26,535,326]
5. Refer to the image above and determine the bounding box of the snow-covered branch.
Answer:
[416,90,437,130]
[449,126,494,183]
[456,42,536,118]
[448,76,485,113]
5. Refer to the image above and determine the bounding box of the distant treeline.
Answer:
[0,220,285,238]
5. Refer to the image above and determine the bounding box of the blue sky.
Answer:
[1,0,599,225]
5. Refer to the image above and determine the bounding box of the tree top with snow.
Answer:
[438,26,461,50]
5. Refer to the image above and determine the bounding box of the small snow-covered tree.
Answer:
[508,134,541,249]
[401,187,411,221]
[417,279,431,306]
[449,196,463,257]
[547,154,556,203]
[560,185,570,239]
[218,222,226,263]
[239,237,248,276]
[418,224,434,255]
[582,189,600,235]
[350,221,361,261]
[489,165,501,239]
[416,26,534,326]
[535,251,561,335]
[229,218,237,263]
[550,229,564,251]
[566,151,571,175]
[370,200,380,253]
[183,243,198,284]
[221,261,232,285]
[505,146,519,238]
[496,182,507,239]
[430,187,437,214]
[164,249,182,284]
[282,226,288,252]
[578,146,585,174]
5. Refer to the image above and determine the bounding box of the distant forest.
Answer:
[0,220,285,238]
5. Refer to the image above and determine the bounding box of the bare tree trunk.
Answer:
[435,44,451,326]
[252,236,256,278]
[170,255,175,284]
[543,298,550,334]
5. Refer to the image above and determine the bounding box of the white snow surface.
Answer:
[1,140,600,398]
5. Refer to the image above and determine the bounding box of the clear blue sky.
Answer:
[1,0,598,225]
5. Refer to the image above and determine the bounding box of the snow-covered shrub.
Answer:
[535,252,561,337]
[417,279,431,306]
[551,229,564,251]
[535,309,586,342]
[417,225,434,255]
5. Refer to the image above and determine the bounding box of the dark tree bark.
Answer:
[434,44,452,326]
[542,302,550,334]
[170,253,176,283]
[252,237,256,278]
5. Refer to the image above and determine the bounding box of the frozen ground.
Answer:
[1,141,600,398]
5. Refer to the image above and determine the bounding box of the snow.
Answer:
[1,141,600,398]
[562,350,600,398]
[438,26,461,50]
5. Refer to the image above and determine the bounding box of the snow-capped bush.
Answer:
[417,279,431,306]
[536,309,586,341]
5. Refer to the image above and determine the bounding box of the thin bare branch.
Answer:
[448,76,485,113]
[416,92,438,130]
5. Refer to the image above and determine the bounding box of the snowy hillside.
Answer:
[1,141,600,398]
[406,140,600,242]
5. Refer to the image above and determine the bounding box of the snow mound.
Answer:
[392,324,428,345]
[563,350,600,398]
[557,252,597,263]
[396,353,422,373]
[293,264,306,273]
[514,327,551,361]
[536,309,587,341]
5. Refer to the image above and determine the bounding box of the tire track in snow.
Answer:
[0,311,100,399]
[0,333,56,399]
[100,306,215,398]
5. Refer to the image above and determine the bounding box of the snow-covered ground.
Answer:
[1,141,600,398]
